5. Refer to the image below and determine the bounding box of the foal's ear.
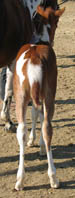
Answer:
[36,6,65,20]
[54,7,65,17]
[36,5,54,19]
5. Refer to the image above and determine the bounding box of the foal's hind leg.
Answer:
[39,108,46,156]
[15,94,29,191]
[42,98,59,188]
[39,102,54,156]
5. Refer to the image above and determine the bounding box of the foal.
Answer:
[13,6,65,190]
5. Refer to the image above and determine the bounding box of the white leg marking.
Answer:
[15,123,27,191]
[47,148,59,188]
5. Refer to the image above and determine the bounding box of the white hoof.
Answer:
[1,110,7,121]
[15,181,23,191]
[15,168,25,191]
[40,145,46,156]
[27,139,34,147]
[50,174,59,189]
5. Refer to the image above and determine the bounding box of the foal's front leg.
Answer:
[27,105,46,155]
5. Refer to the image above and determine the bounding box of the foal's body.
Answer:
[14,43,58,191]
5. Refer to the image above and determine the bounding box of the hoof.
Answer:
[50,175,60,189]
[1,110,7,121]
[4,121,16,133]
[27,139,34,147]
[15,183,23,191]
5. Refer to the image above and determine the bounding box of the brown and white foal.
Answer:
[13,6,65,191]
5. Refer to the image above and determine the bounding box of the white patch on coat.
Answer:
[27,59,42,88]
[47,149,56,177]
[31,44,36,47]
[16,52,28,86]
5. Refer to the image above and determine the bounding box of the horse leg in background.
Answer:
[27,104,46,155]
[42,96,59,188]
[27,104,39,146]
[1,61,16,132]
[0,68,6,100]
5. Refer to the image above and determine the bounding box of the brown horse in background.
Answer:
[0,0,32,67]
[0,0,60,68]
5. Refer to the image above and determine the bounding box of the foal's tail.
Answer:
[31,81,41,108]
[27,63,42,108]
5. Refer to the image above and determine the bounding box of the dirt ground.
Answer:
[0,1,75,198]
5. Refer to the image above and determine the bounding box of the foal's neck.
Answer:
[30,24,50,45]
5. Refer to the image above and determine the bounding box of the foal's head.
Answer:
[32,2,65,45]
[44,7,65,45]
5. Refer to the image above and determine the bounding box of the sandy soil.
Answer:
[0,1,75,198]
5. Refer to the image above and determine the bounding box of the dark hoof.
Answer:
[4,121,16,133]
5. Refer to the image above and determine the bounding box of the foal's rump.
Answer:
[0,0,32,67]
[14,43,57,108]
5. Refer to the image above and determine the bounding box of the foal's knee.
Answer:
[17,123,27,146]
